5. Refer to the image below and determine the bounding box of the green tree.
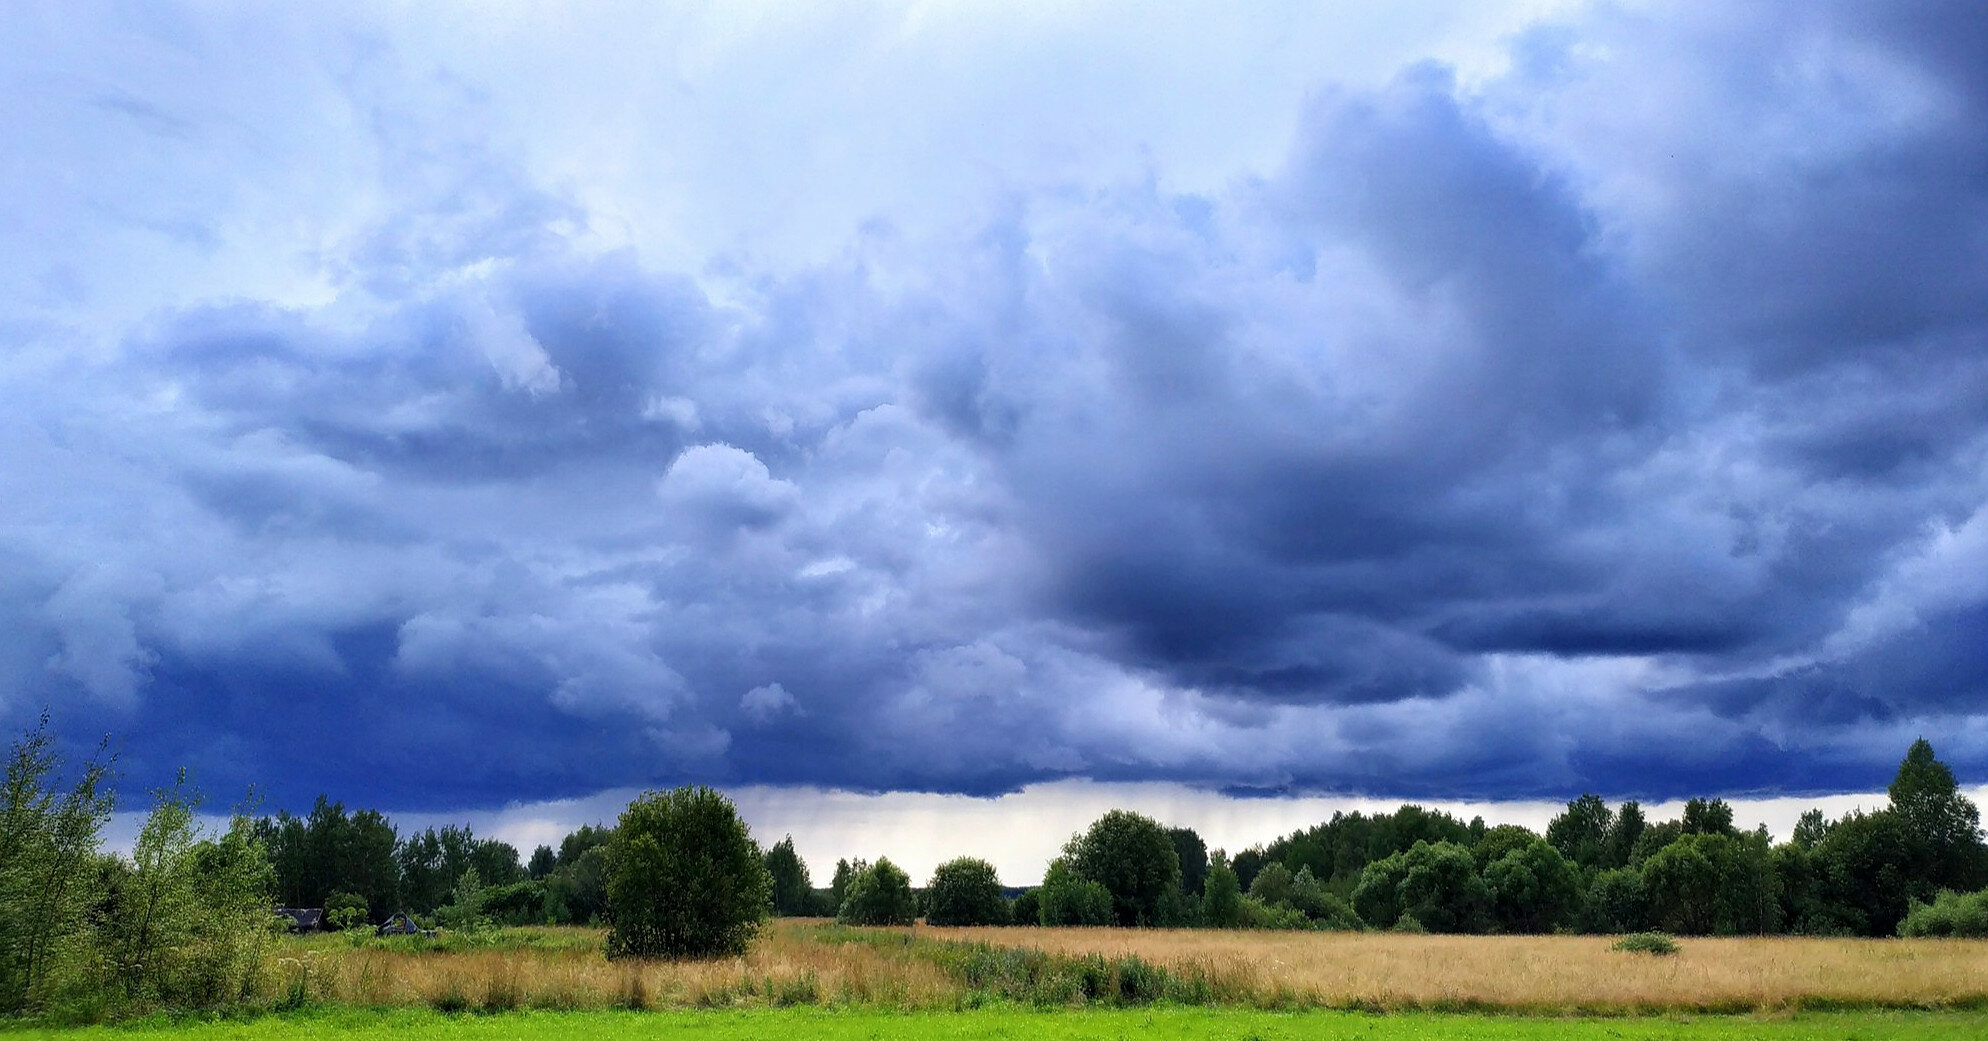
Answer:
[0,718,112,1015]
[1605,801,1647,868]
[470,838,524,886]
[837,857,916,926]
[1287,866,1362,930]
[1812,808,1916,936]
[1484,836,1580,933]
[527,844,558,880]
[1472,824,1540,870]
[1575,866,1647,933]
[925,856,1008,926]
[1063,810,1180,926]
[1681,798,1737,837]
[829,858,861,915]
[1038,858,1112,926]
[1353,841,1490,934]
[1199,856,1244,928]
[1889,738,1988,893]
[97,775,276,1008]
[1641,831,1779,935]
[604,787,772,959]
[1247,862,1296,908]
[545,845,608,925]
[762,836,814,917]
[1547,795,1613,869]
[1791,809,1830,851]
[434,865,492,933]
[1010,888,1039,926]
[1629,819,1684,865]
[1169,827,1209,897]
[559,824,615,866]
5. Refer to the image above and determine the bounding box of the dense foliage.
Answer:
[836,858,916,926]
[763,836,816,917]
[1061,811,1181,927]
[0,724,274,1020]
[925,857,1008,926]
[603,787,772,960]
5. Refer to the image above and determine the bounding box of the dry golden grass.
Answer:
[918,925,1988,1012]
[269,921,953,1011]
[263,920,1988,1014]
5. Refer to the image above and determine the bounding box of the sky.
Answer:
[6,1,1988,879]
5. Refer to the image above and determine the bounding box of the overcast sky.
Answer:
[6,1,1988,871]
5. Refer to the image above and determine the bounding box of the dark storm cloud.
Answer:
[6,0,1988,808]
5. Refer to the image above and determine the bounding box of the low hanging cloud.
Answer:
[3,1,1987,810]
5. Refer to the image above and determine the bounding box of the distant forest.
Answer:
[5,725,1987,1016]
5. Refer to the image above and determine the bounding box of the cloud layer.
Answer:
[4,1,1987,809]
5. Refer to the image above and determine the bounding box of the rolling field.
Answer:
[12,1006,1988,1041]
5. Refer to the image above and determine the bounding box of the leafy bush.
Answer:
[433,866,493,935]
[480,879,548,926]
[1611,931,1680,955]
[1237,895,1310,930]
[1898,888,1988,937]
[604,786,772,959]
[837,857,917,926]
[925,857,1008,926]
[324,891,369,931]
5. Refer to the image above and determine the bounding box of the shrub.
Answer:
[837,858,917,926]
[1898,889,1988,937]
[1238,895,1310,930]
[1611,931,1680,955]
[925,857,1008,926]
[324,891,369,931]
[604,787,772,959]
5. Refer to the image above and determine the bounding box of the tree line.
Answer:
[5,713,1987,1017]
[827,739,1988,939]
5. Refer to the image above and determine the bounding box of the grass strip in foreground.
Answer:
[10,1006,1988,1040]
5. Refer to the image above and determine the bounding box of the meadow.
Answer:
[183,920,1988,1017]
[15,1006,1988,1041]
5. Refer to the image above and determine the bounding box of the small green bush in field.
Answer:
[1612,931,1680,955]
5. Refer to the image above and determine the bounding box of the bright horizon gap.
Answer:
[102,779,1963,890]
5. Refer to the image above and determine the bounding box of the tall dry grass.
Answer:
[268,921,953,1012]
[259,921,1988,1014]
[918,925,1988,1012]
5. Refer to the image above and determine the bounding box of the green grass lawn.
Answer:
[9,1007,1986,1040]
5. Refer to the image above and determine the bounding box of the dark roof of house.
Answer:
[274,907,324,929]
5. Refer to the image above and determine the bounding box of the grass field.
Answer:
[917,924,1988,1013]
[233,921,1988,1016]
[11,1006,1988,1040]
[17,920,1988,1034]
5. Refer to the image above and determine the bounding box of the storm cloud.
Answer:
[4,1,1987,810]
